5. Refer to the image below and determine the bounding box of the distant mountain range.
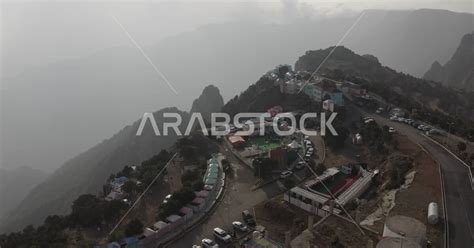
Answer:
[2,8,473,233]
[3,8,472,176]
[0,85,224,233]
[424,32,474,91]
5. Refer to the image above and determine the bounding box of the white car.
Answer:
[201,238,219,248]
[232,221,248,232]
[389,116,397,121]
[388,127,396,133]
[280,170,293,178]
[213,228,232,243]
[163,194,172,204]
[364,118,374,124]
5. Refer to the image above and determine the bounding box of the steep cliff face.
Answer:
[0,85,224,233]
[0,107,189,233]
[424,33,474,91]
[189,85,224,122]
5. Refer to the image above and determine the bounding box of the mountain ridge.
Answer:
[0,85,224,233]
[295,46,474,140]
[424,32,474,90]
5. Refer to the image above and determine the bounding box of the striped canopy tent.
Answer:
[205,177,217,185]
[206,171,218,179]
[207,165,219,174]
[208,157,218,165]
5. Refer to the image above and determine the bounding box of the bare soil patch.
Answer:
[254,196,319,242]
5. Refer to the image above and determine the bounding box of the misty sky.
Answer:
[1,0,473,172]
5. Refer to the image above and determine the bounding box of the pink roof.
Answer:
[196,190,209,198]
[192,197,205,205]
[180,207,193,215]
[228,135,245,144]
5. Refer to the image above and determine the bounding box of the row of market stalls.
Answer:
[136,156,223,248]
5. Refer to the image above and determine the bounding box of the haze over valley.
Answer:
[1,1,473,245]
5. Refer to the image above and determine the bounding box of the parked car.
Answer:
[242,210,256,226]
[232,221,248,232]
[428,129,440,135]
[389,116,398,121]
[304,154,311,161]
[204,185,214,191]
[163,194,172,204]
[280,170,293,178]
[364,118,374,124]
[296,161,305,169]
[201,238,219,248]
[213,228,232,243]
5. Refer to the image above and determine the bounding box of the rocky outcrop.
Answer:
[189,85,224,122]
[424,33,474,91]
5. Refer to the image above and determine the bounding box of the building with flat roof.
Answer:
[228,135,245,148]
[285,167,374,217]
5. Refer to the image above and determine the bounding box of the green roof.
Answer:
[206,171,218,179]
[205,178,217,185]
[207,166,219,174]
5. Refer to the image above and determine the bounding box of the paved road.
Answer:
[168,145,285,247]
[353,104,474,247]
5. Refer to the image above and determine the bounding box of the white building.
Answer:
[280,79,303,94]
[285,167,374,217]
